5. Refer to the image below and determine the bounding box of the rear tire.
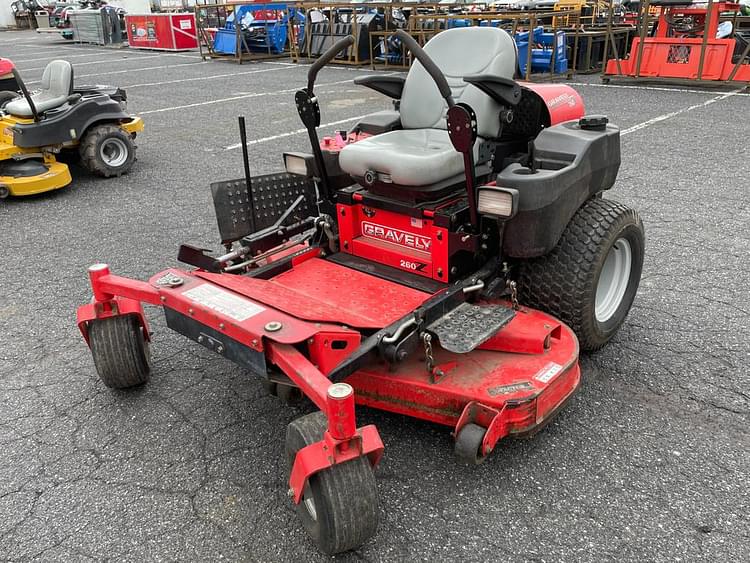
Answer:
[286,412,379,555]
[516,197,645,351]
[79,124,136,178]
[88,315,151,389]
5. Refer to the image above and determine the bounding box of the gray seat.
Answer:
[339,27,517,187]
[5,60,73,118]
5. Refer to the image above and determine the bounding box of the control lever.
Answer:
[296,35,355,212]
[447,103,480,231]
[307,36,355,95]
[12,68,40,122]
[393,30,479,232]
[395,30,454,107]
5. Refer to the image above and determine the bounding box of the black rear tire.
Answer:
[516,197,645,351]
[79,124,136,178]
[88,315,151,389]
[286,412,379,555]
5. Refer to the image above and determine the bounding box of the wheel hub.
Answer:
[99,138,128,167]
[302,485,317,521]
[595,237,633,323]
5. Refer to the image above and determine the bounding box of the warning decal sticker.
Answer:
[183,284,265,322]
[534,362,563,384]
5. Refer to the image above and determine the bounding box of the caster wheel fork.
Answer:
[285,411,379,555]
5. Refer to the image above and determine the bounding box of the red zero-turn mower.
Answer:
[77,28,645,554]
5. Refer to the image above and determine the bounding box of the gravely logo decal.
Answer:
[547,93,578,109]
[361,221,431,251]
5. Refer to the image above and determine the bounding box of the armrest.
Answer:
[353,75,406,100]
[463,75,522,107]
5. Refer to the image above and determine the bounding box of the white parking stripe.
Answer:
[124,66,292,89]
[259,59,399,75]
[138,78,356,115]
[24,61,210,85]
[16,52,199,73]
[568,81,750,98]
[0,37,36,43]
[17,54,165,72]
[621,89,741,136]
[224,113,375,150]
[6,52,138,63]
[12,43,159,56]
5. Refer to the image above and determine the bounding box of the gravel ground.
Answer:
[1,30,748,562]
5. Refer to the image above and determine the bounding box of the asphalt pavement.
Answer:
[0,30,748,562]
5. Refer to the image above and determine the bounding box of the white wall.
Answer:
[0,0,17,29]
[0,1,154,29]
[107,0,152,14]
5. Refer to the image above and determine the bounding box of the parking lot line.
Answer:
[0,36,36,43]
[569,81,750,98]
[24,61,210,85]
[9,43,164,58]
[17,54,167,72]
[621,89,741,136]
[224,113,375,150]
[7,51,144,63]
[138,78,355,115]
[123,66,293,89]
[26,61,210,84]
[259,59,404,75]
[39,44,158,56]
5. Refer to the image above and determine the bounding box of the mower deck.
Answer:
[349,314,579,432]
[78,253,580,447]
[196,256,580,432]
[0,158,72,197]
[195,255,431,328]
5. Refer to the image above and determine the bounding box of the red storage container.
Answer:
[126,13,198,51]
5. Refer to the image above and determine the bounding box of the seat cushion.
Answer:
[5,59,72,118]
[5,92,69,117]
[339,129,480,187]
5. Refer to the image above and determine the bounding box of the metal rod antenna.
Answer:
[237,116,256,233]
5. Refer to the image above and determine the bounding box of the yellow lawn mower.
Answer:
[0,58,143,199]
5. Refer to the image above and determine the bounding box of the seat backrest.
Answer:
[40,60,74,97]
[399,27,517,138]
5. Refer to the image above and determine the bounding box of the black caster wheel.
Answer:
[88,315,150,389]
[454,423,488,465]
[276,383,304,405]
[260,378,276,396]
[261,377,304,406]
[286,412,379,555]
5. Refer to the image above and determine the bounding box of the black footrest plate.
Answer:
[211,172,317,244]
[427,303,515,354]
